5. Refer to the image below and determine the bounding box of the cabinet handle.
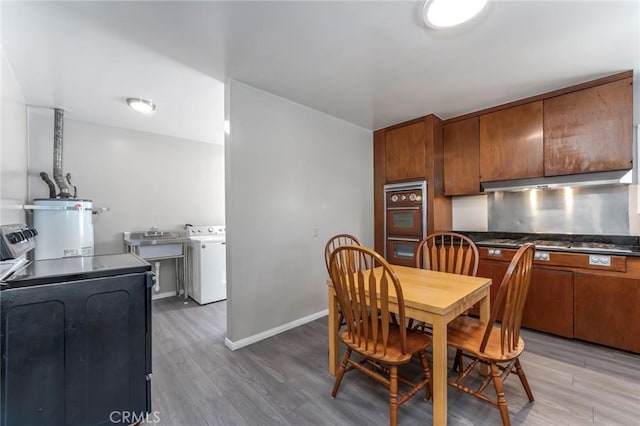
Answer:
[387,206,420,211]
[387,237,421,242]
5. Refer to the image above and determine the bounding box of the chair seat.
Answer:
[341,326,431,365]
[447,316,525,362]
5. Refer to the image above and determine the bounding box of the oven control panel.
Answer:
[386,190,423,205]
[589,255,611,266]
[487,248,502,257]
[0,224,38,261]
[534,251,550,261]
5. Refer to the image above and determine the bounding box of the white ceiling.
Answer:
[2,1,639,144]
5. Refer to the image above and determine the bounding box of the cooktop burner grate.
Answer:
[570,242,632,253]
[475,238,521,246]
[527,240,571,249]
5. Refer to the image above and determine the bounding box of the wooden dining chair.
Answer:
[324,234,367,329]
[446,243,536,426]
[328,245,432,426]
[324,234,365,274]
[415,232,479,276]
[410,232,479,350]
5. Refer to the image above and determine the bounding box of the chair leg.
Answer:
[453,349,464,373]
[418,351,432,400]
[515,358,535,402]
[331,349,351,398]
[490,362,510,426]
[389,365,399,426]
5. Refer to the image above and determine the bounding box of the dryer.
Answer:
[187,225,226,304]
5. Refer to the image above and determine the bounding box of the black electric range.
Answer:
[2,253,151,289]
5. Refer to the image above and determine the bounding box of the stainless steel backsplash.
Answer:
[488,184,629,235]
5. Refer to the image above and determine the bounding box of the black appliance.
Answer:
[1,253,153,426]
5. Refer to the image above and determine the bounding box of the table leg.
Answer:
[479,289,490,325]
[478,289,491,375]
[328,286,339,376]
[431,316,447,426]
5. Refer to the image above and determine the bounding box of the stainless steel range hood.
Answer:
[481,169,633,192]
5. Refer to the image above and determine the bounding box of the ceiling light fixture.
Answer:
[126,98,156,113]
[423,0,488,29]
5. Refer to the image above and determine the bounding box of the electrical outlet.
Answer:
[313,227,319,237]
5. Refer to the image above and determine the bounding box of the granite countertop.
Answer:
[456,231,640,257]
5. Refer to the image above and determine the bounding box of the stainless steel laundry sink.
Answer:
[123,228,188,259]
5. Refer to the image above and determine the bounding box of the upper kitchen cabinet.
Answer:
[373,115,451,254]
[443,117,480,196]
[479,101,544,182]
[544,77,633,176]
[384,121,426,182]
[443,71,633,195]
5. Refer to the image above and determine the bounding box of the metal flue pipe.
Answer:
[53,108,72,198]
[39,172,56,198]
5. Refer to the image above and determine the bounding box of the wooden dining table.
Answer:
[327,265,491,426]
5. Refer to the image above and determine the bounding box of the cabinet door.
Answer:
[1,298,66,426]
[443,117,480,195]
[385,122,425,182]
[544,78,633,176]
[479,101,544,182]
[574,273,640,353]
[521,268,574,338]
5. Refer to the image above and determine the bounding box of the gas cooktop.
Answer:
[470,233,638,255]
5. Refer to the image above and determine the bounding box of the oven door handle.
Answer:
[386,206,420,211]
[387,237,421,242]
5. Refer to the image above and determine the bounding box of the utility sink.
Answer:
[123,229,188,260]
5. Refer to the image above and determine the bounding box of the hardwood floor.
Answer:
[152,298,640,425]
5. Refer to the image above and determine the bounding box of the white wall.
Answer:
[0,48,27,224]
[225,80,373,346]
[27,110,225,293]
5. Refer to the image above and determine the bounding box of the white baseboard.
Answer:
[224,309,328,351]
[152,290,183,300]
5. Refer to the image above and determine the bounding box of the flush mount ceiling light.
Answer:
[126,98,156,113]
[423,0,488,29]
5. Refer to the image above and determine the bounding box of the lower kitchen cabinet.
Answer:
[574,273,640,353]
[466,256,640,354]
[521,268,574,338]
[472,260,509,316]
[475,261,574,338]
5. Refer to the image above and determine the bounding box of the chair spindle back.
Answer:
[324,234,365,275]
[415,232,479,276]
[329,245,407,357]
[480,243,535,355]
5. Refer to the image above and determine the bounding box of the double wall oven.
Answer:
[384,180,427,266]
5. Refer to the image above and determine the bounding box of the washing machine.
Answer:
[187,225,226,304]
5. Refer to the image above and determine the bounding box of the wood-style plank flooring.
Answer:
[152,298,640,425]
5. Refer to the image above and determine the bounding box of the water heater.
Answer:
[33,198,94,260]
